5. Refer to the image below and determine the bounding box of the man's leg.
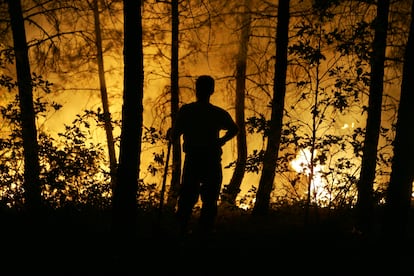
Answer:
[176,192,198,235]
[199,161,222,234]
[176,158,200,235]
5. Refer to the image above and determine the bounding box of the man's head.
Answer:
[196,75,215,101]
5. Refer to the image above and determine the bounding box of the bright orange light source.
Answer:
[290,148,329,207]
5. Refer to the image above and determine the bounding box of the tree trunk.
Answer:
[384,1,414,243]
[166,0,181,210]
[92,0,118,192]
[112,0,144,248]
[222,0,251,205]
[7,0,42,212]
[355,0,390,235]
[253,0,290,215]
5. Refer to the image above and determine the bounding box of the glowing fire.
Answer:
[290,148,329,206]
[341,122,355,129]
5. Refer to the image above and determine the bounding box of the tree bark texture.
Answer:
[253,0,290,215]
[222,0,251,205]
[112,0,144,244]
[167,0,181,210]
[384,1,414,242]
[355,0,390,235]
[7,0,42,212]
[93,0,118,192]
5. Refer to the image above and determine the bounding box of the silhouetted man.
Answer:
[171,75,238,236]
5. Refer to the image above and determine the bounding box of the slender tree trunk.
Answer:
[253,0,290,215]
[7,0,42,212]
[305,25,322,226]
[112,0,144,248]
[384,1,414,243]
[222,0,251,205]
[93,0,118,192]
[355,0,390,235]
[166,0,181,210]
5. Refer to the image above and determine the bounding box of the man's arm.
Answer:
[218,116,238,146]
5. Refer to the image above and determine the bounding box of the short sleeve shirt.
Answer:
[174,102,236,153]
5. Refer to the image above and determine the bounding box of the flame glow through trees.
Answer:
[1,0,414,210]
[290,148,329,207]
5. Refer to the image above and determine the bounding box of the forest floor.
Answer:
[1,205,413,276]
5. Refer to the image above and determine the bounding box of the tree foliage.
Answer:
[0,0,412,237]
